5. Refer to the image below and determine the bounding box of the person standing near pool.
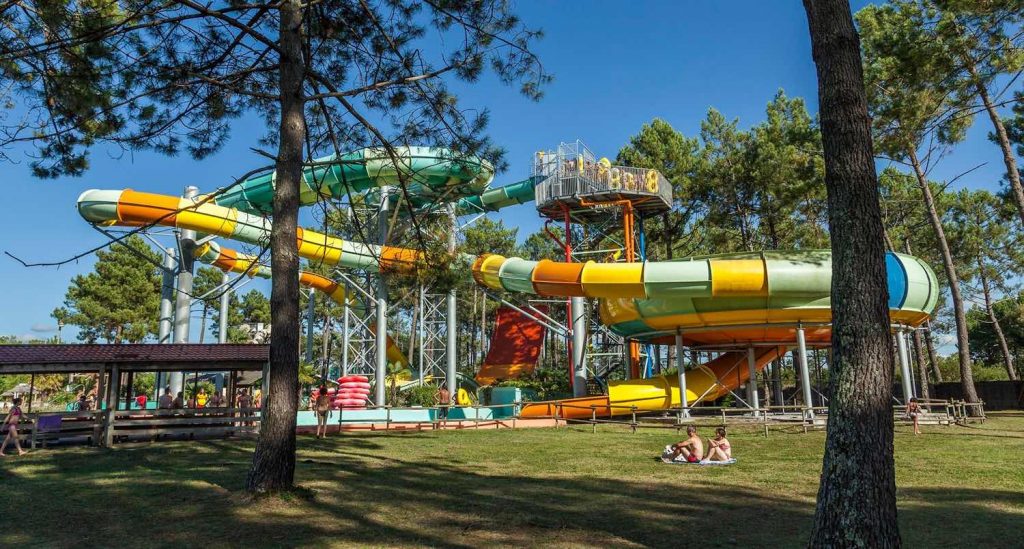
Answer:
[314,385,331,439]
[436,385,451,425]
[0,397,27,456]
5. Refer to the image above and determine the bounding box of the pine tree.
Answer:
[858,0,981,408]
[804,0,902,544]
[55,235,161,343]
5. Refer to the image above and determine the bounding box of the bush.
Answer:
[496,367,571,401]
[403,385,437,407]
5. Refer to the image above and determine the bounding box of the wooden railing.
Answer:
[102,407,261,446]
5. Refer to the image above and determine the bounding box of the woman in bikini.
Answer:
[905,397,922,436]
[705,426,732,462]
[1,397,27,456]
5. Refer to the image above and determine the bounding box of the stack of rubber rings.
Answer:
[334,375,371,409]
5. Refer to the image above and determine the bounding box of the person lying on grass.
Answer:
[705,427,732,462]
[665,426,703,463]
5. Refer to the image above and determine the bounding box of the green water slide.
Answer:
[213,146,495,214]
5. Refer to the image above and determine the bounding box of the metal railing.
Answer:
[534,163,672,208]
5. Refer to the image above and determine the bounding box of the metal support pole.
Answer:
[418,286,426,381]
[218,272,230,344]
[374,186,389,406]
[342,282,350,377]
[904,331,918,398]
[746,347,760,412]
[156,247,176,396]
[796,326,814,419]
[675,332,688,418]
[446,206,458,397]
[304,290,315,363]
[571,296,587,397]
[896,329,913,403]
[170,186,198,398]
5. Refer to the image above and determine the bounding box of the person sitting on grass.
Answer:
[905,397,922,436]
[665,426,703,463]
[705,427,732,462]
[0,397,27,457]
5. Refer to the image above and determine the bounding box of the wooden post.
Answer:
[592,406,597,434]
[28,373,35,413]
[97,364,107,411]
[103,364,120,446]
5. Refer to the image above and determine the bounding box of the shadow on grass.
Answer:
[1,436,1020,548]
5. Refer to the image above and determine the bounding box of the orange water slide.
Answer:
[519,346,786,419]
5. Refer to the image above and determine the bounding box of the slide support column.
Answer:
[746,347,760,413]
[675,332,689,418]
[796,325,814,420]
[896,329,913,403]
[170,186,199,397]
[219,272,230,344]
[156,247,176,397]
[446,206,458,397]
[374,187,389,406]
[341,282,350,377]
[571,296,587,397]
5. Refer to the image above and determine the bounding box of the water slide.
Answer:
[75,149,940,420]
[472,250,939,418]
[476,305,548,385]
[212,146,494,214]
[193,240,408,366]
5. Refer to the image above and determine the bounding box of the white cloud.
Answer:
[30,323,56,333]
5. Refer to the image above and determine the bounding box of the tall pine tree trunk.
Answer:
[906,147,979,408]
[912,330,930,400]
[199,306,208,344]
[978,260,1017,380]
[803,0,900,545]
[967,62,1024,226]
[246,0,305,493]
[923,321,942,383]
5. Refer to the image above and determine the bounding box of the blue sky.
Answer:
[0,1,1015,342]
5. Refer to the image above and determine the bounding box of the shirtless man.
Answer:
[665,426,704,463]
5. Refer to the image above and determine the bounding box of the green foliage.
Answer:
[402,385,438,408]
[615,93,825,257]
[967,289,1024,371]
[217,289,271,343]
[496,367,571,401]
[132,373,156,397]
[55,235,161,343]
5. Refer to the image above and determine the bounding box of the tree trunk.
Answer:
[662,212,673,259]
[969,64,1024,227]
[407,296,418,374]
[906,147,979,408]
[803,1,901,545]
[246,0,305,494]
[320,314,332,378]
[978,261,1017,380]
[199,306,208,344]
[923,321,942,383]
[911,330,930,400]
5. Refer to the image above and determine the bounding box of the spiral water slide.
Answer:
[471,250,939,418]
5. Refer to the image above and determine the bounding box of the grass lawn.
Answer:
[2,415,1022,548]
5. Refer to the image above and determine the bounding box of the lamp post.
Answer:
[57,319,64,344]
